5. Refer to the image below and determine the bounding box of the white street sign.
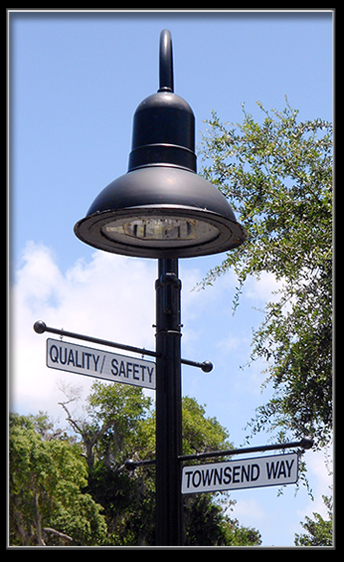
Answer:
[46,338,156,390]
[181,452,298,494]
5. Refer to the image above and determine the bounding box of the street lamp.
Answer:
[74,31,246,258]
[74,30,246,546]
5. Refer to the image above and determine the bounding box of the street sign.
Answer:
[46,338,156,390]
[181,452,298,494]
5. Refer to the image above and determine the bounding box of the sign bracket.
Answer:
[124,436,313,470]
[34,320,213,372]
[178,436,313,463]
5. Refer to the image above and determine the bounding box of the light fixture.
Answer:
[74,31,246,259]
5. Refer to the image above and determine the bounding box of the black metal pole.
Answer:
[159,29,174,92]
[155,258,183,546]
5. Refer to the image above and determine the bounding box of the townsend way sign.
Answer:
[181,452,298,494]
[46,338,156,390]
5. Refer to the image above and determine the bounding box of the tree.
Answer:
[294,494,333,546]
[9,412,107,546]
[57,382,261,546]
[57,381,151,471]
[199,100,332,449]
[9,386,261,546]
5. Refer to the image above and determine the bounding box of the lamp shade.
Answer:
[74,30,246,258]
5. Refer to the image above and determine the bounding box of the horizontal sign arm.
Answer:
[178,437,313,463]
[124,437,313,470]
[34,320,156,358]
[124,459,156,471]
[34,320,213,372]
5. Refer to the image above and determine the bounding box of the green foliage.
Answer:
[9,384,262,546]
[183,494,261,546]
[182,396,230,456]
[9,412,107,546]
[199,100,332,449]
[294,494,333,546]
[84,382,152,469]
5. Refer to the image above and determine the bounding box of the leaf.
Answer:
[199,101,332,449]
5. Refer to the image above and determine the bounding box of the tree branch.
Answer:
[58,400,84,435]
[43,527,73,542]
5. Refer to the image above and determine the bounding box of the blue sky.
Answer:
[9,10,333,547]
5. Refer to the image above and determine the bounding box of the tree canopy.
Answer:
[9,100,333,546]
[294,494,333,546]
[9,384,262,546]
[199,100,332,450]
[9,412,107,546]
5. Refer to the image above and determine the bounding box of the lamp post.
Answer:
[74,30,246,546]
[155,257,183,545]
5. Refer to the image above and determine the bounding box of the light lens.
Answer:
[101,216,220,248]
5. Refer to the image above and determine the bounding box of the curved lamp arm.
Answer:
[159,29,174,92]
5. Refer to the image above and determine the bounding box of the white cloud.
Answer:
[216,335,243,353]
[244,271,284,303]
[9,243,237,419]
[231,497,266,522]
[9,241,157,419]
[298,447,333,520]
[9,242,334,546]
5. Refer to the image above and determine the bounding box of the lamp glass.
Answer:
[101,215,220,249]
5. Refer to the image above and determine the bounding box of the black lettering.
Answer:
[84,352,91,369]
[241,464,250,482]
[75,350,82,368]
[192,470,201,488]
[251,464,260,481]
[266,461,279,480]
[59,346,67,365]
[233,466,240,483]
[49,345,59,363]
[185,471,192,488]
[93,354,100,372]
[126,362,133,378]
[201,469,214,487]
[67,349,75,366]
[140,365,146,381]
[214,468,223,485]
[100,355,106,374]
[147,366,154,383]
[133,364,140,380]
[286,458,295,477]
[111,358,119,376]
[278,461,287,478]
[223,466,232,484]
[119,361,126,377]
